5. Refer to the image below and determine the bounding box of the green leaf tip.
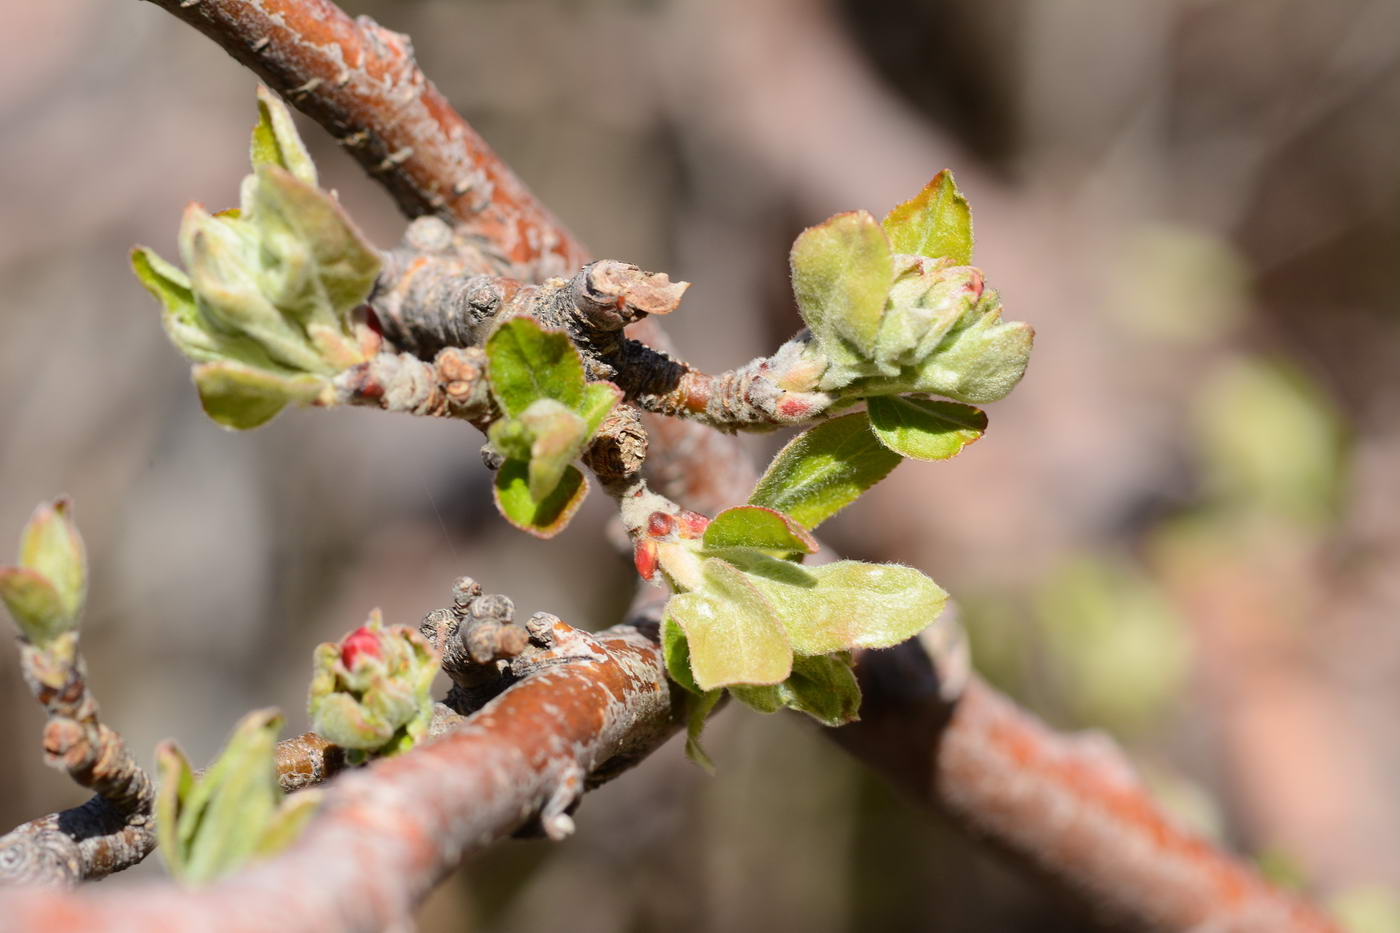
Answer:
[157,708,321,886]
[866,396,987,460]
[749,411,901,529]
[484,317,621,537]
[0,498,86,647]
[133,88,381,430]
[703,506,817,555]
[882,170,973,265]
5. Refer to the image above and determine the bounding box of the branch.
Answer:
[0,607,678,930]
[141,0,587,282]
[833,631,1343,933]
[0,641,155,887]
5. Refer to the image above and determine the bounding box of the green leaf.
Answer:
[665,559,793,691]
[0,568,68,645]
[579,381,623,435]
[485,318,585,418]
[683,689,723,772]
[192,361,326,430]
[662,617,703,696]
[166,709,287,886]
[722,552,947,655]
[17,499,85,622]
[253,790,321,858]
[777,653,862,726]
[882,170,973,264]
[904,293,1033,403]
[518,398,589,500]
[250,85,317,187]
[749,412,902,529]
[790,210,894,355]
[250,164,380,317]
[866,396,987,460]
[492,460,589,539]
[730,654,861,726]
[154,740,195,879]
[703,506,817,555]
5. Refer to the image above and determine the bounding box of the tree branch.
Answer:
[0,608,678,930]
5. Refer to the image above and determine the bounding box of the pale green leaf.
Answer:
[485,318,585,417]
[882,170,973,264]
[790,210,894,355]
[749,412,902,529]
[666,559,792,691]
[250,85,317,187]
[176,709,284,886]
[192,362,326,430]
[154,740,195,878]
[17,499,85,622]
[684,689,723,772]
[492,460,588,539]
[579,381,623,435]
[0,568,69,645]
[519,399,589,500]
[904,293,1033,403]
[723,552,947,655]
[253,790,321,858]
[866,396,987,460]
[703,506,817,554]
[662,617,703,696]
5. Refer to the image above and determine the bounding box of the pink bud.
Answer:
[646,512,675,538]
[633,539,659,581]
[675,510,710,539]
[341,626,381,669]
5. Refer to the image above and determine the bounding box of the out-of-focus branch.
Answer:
[142,0,587,282]
[0,643,155,887]
[834,633,1343,933]
[0,612,678,931]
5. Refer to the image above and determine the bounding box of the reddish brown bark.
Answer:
[0,622,676,931]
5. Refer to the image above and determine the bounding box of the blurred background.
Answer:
[2,0,1399,929]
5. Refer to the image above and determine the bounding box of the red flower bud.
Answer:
[675,510,710,539]
[633,539,659,581]
[646,511,675,538]
[341,625,381,669]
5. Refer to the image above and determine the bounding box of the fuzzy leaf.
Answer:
[866,396,987,460]
[703,506,817,555]
[683,689,723,772]
[250,86,317,187]
[731,653,861,726]
[790,210,894,355]
[0,568,68,645]
[250,164,380,317]
[486,318,585,418]
[492,460,588,539]
[662,617,703,696]
[518,399,589,500]
[749,412,902,529]
[722,551,947,655]
[882,170,973,264]
[903,293,1033,403]
[17,499,85,622]
[192,361,326,430]
[666,558,793,691]
[165,709,287,886]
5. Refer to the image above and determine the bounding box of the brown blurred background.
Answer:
[2,0,1399,929]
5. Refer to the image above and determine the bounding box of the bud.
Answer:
[308,610,440,759]
[0,498,86,648]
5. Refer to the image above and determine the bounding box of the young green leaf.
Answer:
[882,170,973,265]
[485,317,585,417]
[0,568,67,646]
[702,506,817,555]
[492,460,589,539]
[517,398,589,500]
[17,499,85,623]
[749,412,902,529]
[866,396,987,460]
[903,293,1033,403]
[665,558,793,691]
[683,689,723,772]
[579,381,624,436]
[250,85,317,187]
[729,654,861,726]
[192,361,326,431]
[790,210,894,355]
[662,617,704,696]
[722,551,947,656]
